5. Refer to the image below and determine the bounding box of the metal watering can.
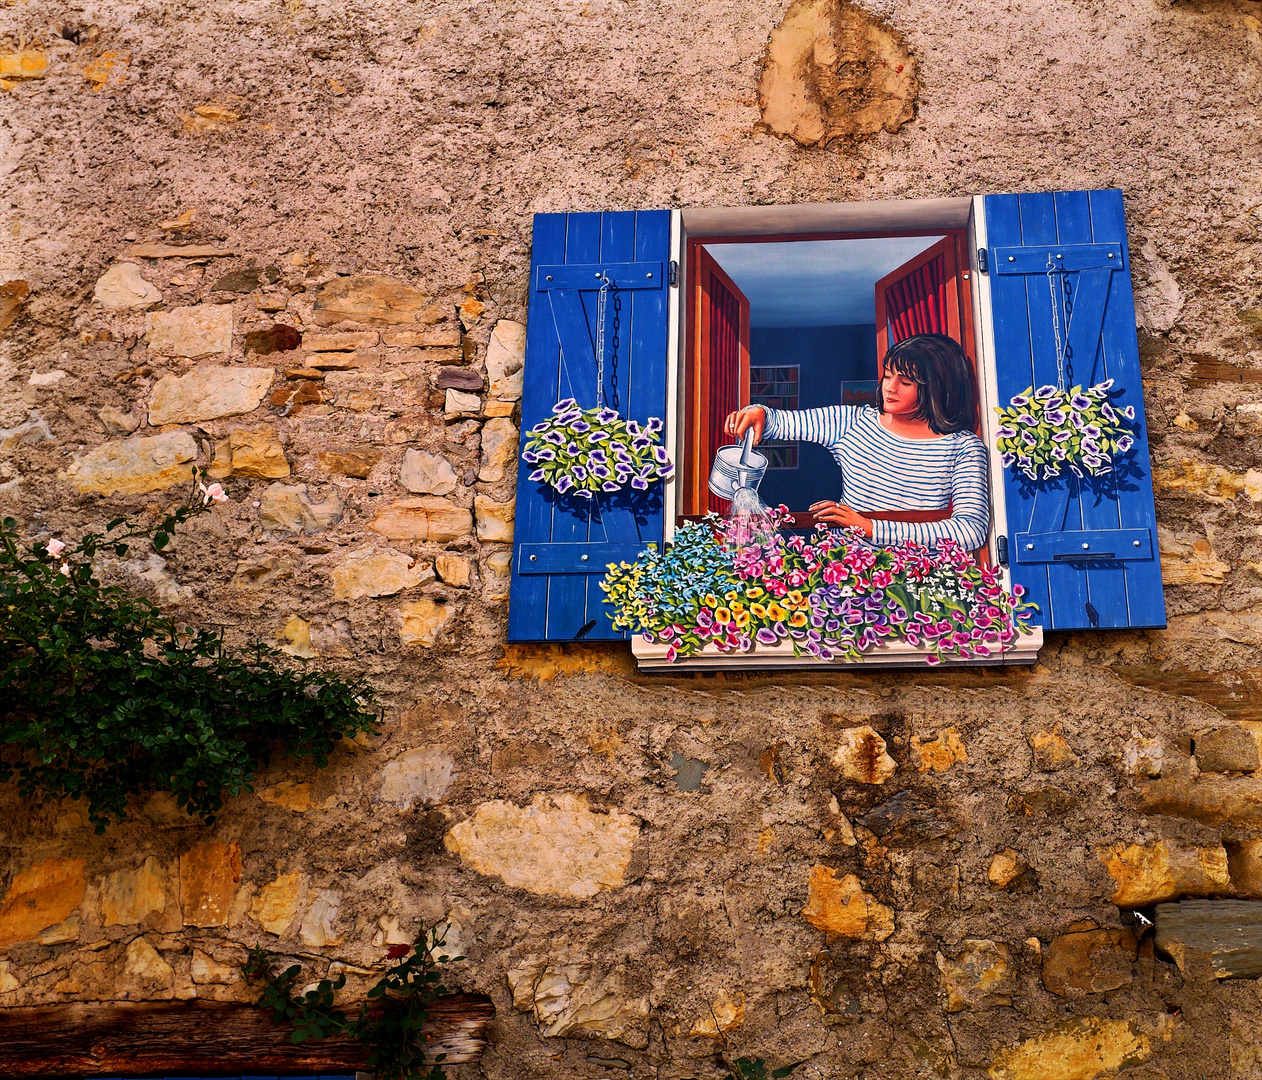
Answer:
[708,426,768,501]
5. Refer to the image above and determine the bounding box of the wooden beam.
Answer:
[0,994,494,1078]
[1155,899,1262,978]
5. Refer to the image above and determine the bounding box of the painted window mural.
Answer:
[507,193,1165,669]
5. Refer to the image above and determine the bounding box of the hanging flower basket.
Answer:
[522,398,674,499]
[995,381,1136,482]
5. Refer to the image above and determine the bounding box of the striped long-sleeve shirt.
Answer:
[761,404,991,550]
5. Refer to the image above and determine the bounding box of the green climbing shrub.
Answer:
[0,472,377,830]
[244,923,464,1080]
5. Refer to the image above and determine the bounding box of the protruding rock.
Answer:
[399,598,459,647]
[124,938,174,985]
[832,725,896,785]
[445,793,640,899]
[0,859,86,950]
[483,549,512,600]
[313,275,439,326]
[318,448,381,478]
[1196,725,1259,774]
[378,747,456,809]
[101,856,167,926]
[1122,729,1163,778]
[206,427,289,479]
[384,328,461,348]
[97,404,139,435]
[937,939,1013,1012]
[988,849,1029,890]
[369,497,472,542]
[400,448,458,496]
[478,418,519,484]
[94,263,162,309]
[475,495,515,542]
[1101,839,1230,906]
[988,1016,1171,1080]
[1029,726,1078,771]
[191,950,238,984]
[279,614,316,658]
[436,368,484,391]
[507,953,650,1046]
[259,483,343,535]
[801,865,894,940]
[63,431,198,496]
[486,320,525,401]
[302,331,379,352]
[911,727,967,772]
[300,890,344,947]
[435,553,472,587]
[758,0,917,147]
[146,304,234,358]
[331,548,433,600]
[180,840,242,928]
[690,989,745,1038]
[249,870,303,936]
[445,388,481,417]
[256,780,312,813]
[1042,923,1138,996]
[148,366,273,425]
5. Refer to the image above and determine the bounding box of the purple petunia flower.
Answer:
[653,447,669,464]
[570,420,591,433]
[1122,405,1135,420]
[602,480,620,492]
[1001,451,1016,467]
[536,448,557,460]
[552,398,579,415]
[556,475,575,493]
[1018,414,1038,426]
[522,450,540,463]
[544,430,565,446]
[1117,435,1134,452]
[1071,394,1092,410]
[529,469,545,481]
[572,465,588,481]
[1045,409,1067,425]
[645,417,664,434]
[589,449,608,464]
[631,476,649,490]
[1035,385,1058,400]
[591,464,612,479]
[587,429,610,443]
[997,425,1017,439]
[1010,394,1030,407]
[1051,430,1072,443]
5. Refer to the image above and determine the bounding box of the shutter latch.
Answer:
[668,260,679,287]
[977,248,989,275]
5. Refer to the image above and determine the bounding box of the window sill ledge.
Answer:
[631,627,1044,671]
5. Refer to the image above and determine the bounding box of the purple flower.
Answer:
[1083,424,1101,438]
[591,464,612,479]
[626,420,642,436]
[1051,430,1072,443]
[522,450,540,463]
[631,476,649,490]
[544,430,565,446]
[1035,385,1057,400]
[1018,414,1038,426]
[589,449,608,464]
[1100,403,1117,422]
[1071,394,1092,410]
[587,429,610,443]
[756,627,778,645]
[1001,451,1016,467]
[596,407,620,424]
[572,465,588,481]
[536,448,557,460]
[566,442,582,456]
[645,417,664,434]
[602,480,620,492]
[1098,378,1115,391]
[1117,435,1134,452]
[552,398,578,415]
[1021,431,1037,446]
[1051,447,1068,460]
[997,425,1017,439]
[530,422,550,435]
[1122,405,1136,420]
[529,469,546,481]
[1010,394,1030,407]
[1045,409,1067,425]
[556,475,575,493]
[631,437,650,451]
[653,447,670,464]
[570,420,591,433]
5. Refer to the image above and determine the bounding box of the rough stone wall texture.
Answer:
[2,0,1262,1077]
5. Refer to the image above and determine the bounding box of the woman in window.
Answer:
[723,333,990,551]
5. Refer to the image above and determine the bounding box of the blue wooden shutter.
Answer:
[985,189,1165,631]
[507,210,672,643]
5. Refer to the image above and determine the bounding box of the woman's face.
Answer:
[881,369,920,418]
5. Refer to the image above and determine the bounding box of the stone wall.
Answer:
[3,0,1262,1077]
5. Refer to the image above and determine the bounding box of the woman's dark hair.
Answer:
[878,333,978,435]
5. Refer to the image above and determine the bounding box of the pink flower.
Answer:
[46,538,65,557]
[59,562,70,577]
[199,481,229,505]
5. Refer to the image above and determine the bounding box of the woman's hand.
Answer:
[810,501,873,538]
[723,405,767,444]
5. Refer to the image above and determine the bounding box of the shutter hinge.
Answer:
[668,260,679,287]
[977,247,989,275]
[996,534,1009,566]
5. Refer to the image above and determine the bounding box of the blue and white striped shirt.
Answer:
[761,404,991,550]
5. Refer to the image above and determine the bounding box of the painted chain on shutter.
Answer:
[985,189,1166,631]
[507,210,672,643]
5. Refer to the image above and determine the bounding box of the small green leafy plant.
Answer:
[244,923,464,1080]
[0,471,377,830]
[722,1057,798,1080]
[995,380,1136,481]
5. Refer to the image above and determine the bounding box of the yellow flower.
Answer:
[724,590,739,603]
[787,590,804,607]
[746,586,765,599]
[750,603,768,619]
[789,611,808,627]
[703,594,719,608]
[715,607,732,625]
[735,609,751,628]
[767,602,787,621]
[730,601,745,614]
